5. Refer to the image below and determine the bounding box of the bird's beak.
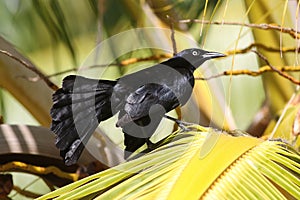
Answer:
[203,51,226,59]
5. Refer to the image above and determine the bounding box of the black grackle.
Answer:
[50,48,224,165]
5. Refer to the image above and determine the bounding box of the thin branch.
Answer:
[15,53,172,82]
[0,50,59,91]
[252,50,300,85]
[17,49,300,86]
[197,52,300,85]
[46,68,78,78]
[118,53,171,65]
[13,186,42,198]
[178,20,300,39]
[167,15,177,55]
[197,65,300,82]
[7,41,300,86]
[22,53,172,81]
[47,43,297,79]
[47,64,120,78]
[225,42,300,55]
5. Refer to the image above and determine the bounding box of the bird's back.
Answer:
[111,57,195,114]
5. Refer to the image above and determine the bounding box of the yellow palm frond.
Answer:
[38,126,300,200]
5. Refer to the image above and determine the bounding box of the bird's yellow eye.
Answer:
[192,51,198,56]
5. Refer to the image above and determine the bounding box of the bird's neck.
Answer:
[163,57,197,72]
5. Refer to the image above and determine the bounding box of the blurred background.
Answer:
[0,0,299,199]
[0,0,269,128]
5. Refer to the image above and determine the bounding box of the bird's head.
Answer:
[176,48,225,69]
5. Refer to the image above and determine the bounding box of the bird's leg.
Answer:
[163,115,196,131]
[146,139,156,150]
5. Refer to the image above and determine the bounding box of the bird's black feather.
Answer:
[50,48,224,164]
[50,75,116,165]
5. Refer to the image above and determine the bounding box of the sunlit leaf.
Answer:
[38,127,300,199]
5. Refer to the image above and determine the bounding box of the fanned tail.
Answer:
[50,75,116,165]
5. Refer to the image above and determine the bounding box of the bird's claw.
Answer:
[176,120,196,132]
[146,139,156,150]
[178,122,205,132]
[164,115,201,132]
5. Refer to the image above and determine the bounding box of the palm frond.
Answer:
[38,127,300,199]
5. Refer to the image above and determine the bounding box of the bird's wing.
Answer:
[116,83,179,127]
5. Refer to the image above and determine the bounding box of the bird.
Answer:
[50,48,225,165]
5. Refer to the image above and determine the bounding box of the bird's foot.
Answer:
[177,120,195,132]
[164,115,202,132]
[146,139,156,151]
[227,129,250,137]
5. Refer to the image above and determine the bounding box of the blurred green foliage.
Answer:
[1,1,299,198]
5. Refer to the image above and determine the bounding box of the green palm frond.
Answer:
[38,127,300,200]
